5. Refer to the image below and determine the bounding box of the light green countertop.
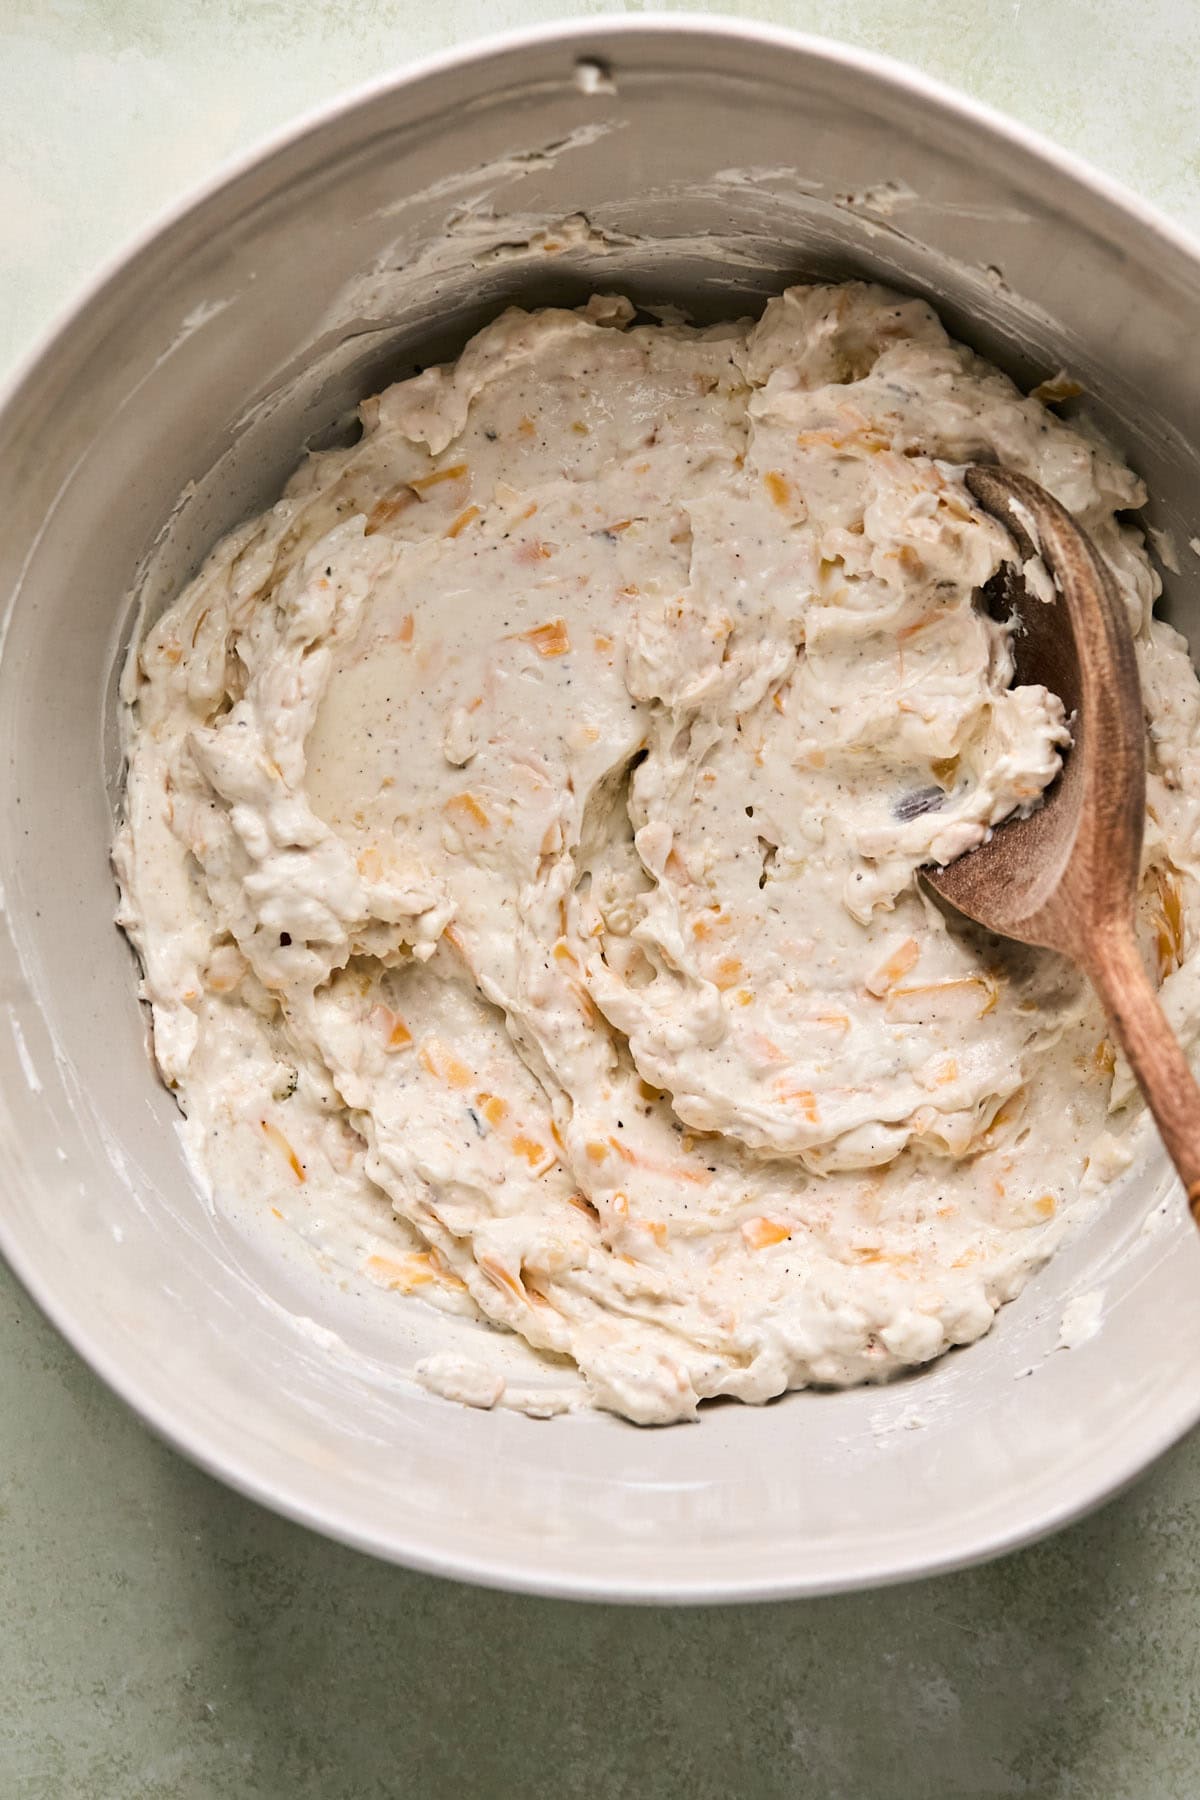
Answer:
[5,3,1200,1795]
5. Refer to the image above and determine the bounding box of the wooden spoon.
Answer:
[925,463,1200,1223]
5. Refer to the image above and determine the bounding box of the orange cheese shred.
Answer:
[742,1217,792,1250]
[409,460,468,493]
[522,617,571,658]
[259,1118,305,1183]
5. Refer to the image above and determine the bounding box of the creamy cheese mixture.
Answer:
[114,282,1200,1424]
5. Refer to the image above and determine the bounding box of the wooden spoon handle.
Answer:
[1083,924,1200,1223]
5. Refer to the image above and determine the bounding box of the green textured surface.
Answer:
[4,2,1200,1794]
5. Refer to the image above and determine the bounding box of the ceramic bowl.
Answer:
[3,17,1200,1600]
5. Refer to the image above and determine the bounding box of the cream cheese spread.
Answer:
[114,282,1200,1423]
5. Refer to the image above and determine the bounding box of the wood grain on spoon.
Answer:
[926,463,1200,1224]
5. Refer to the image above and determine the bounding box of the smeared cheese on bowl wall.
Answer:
[114,283,1200,1424]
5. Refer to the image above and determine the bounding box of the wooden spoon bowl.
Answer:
[926,464,1200,1221]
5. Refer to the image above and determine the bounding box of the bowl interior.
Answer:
[4,21,1200,1599]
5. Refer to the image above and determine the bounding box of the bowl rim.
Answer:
[4,11,1200,1604]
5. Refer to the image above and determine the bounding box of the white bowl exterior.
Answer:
[3,18,1200,1601]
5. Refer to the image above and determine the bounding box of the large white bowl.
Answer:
[4,17,1200,1603]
